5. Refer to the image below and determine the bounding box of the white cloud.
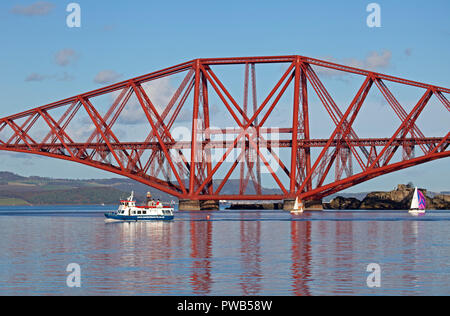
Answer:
[99,76,206,127]
[316,50,393,77]
[142,77,175,112]
[364,50,392,69]
[58,72,75,82]
[102,24,117,32]
[94,70,123,85]
[0,151,36,161]
[117,77,176,124]
[67,123,96,142]
[55,49,79,67]
[25,72,75,82]
[11,1,55,16]
[117,97,147,125]
[95,75,197,128]
[25,73,48,82]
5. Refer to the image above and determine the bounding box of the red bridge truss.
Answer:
[0,55,449,201]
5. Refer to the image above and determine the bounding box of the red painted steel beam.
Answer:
[0,138,446,151]
[0,55,448,202]
[303,151,450,201]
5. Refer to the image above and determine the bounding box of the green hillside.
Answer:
[3,171,445,207]
[0,171,144,206]
[0,197,30,206]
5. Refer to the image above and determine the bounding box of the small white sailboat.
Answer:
[291,197,304,215]
[409,187,426,215]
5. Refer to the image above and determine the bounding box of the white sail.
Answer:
[409,187,426,215]
[292,197,304,213]
[293,197,300,210]
[410,187,419,210]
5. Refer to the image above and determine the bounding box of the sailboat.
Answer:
[291,197,304,214]
[409,187,426,215]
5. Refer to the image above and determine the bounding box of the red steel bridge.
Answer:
[0,55,448,204]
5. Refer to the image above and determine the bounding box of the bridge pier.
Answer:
[283,199,324,211]
[178,199,219,211]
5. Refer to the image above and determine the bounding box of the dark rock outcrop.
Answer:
[327,184,450,210]
[327,196,361,210]
[428,194,450,210]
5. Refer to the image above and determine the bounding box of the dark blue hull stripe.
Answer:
[105,213,174,221]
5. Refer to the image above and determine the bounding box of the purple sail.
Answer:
[418,190,427,210]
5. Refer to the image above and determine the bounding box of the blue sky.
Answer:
[0,0,449,192]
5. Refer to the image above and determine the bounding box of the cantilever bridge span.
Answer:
[0,55,448,205]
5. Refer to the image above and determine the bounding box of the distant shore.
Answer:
[1,171,449,210]
[324,184,450,210]
[226,184,450,210]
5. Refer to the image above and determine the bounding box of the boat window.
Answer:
[142,211,146,215]
[137,211,141,215]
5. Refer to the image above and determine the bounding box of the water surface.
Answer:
[0,206,449,295]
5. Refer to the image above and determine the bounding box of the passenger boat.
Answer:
[409,187,426,215]
[105,191,174,221]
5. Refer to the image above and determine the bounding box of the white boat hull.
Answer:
[409,209,426,216]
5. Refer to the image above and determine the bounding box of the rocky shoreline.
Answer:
[325,184,450,210]
[225,184,450,211]
[226,202,284,210]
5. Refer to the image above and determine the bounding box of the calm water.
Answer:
[0,205,450,296]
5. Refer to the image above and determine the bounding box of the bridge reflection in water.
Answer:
[1,210,448,295]
[189,214,213,295]
[290,219,312,296]
[97,212,442,296]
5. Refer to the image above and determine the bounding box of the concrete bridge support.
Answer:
[178,199,220,211]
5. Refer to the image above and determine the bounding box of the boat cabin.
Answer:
[120,200,136,207]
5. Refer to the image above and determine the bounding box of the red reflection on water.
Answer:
[239,212,262,295]
[400,221,420,293]
[189,214,213,295]
[333,213,354,294]
[290,218,312,296]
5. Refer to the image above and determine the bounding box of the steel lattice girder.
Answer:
[0,55,449,201]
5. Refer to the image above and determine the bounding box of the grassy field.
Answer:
[0,198,31,206]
